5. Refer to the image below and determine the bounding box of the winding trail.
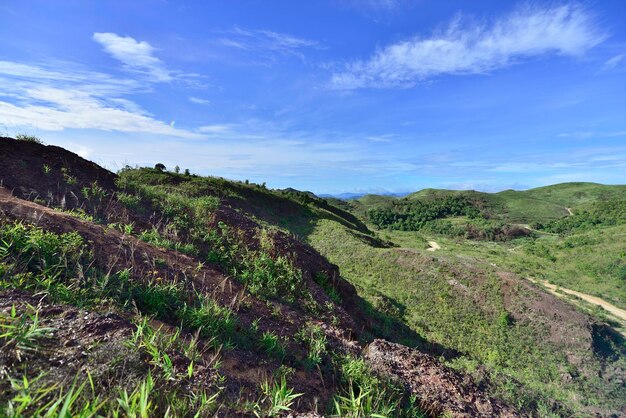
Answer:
[426,240,441,251]
[527,277,626,322]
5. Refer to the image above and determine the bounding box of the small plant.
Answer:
[128,318,176,380]
[40,380,104,417]
[62,208,95,222]
[116,192,143,211]
[3,374,56,416]
[0,305,55,360]
[258,375,302,417]
[332,381,397,418]
[42,164,51,174]
[177,294,237,346]
[60,167,77,185]
[295,324,327,369]
[81,181,108,201]
[115,373,155,418]
[313,272,342,304]
[259,331,286,359]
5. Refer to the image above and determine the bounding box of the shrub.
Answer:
[15,134,43,144]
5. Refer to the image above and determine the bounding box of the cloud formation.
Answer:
[332,4,605,89]
[0,61,199,138]
[93,32,173,82]
[216,27,321,62]
[189,96,211,105]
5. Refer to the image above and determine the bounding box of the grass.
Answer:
[116,170,308,304]
[331,355,423,418]
[306,218,625,415]
[258,375,302,417]
[0,304,55,361]
[0,220,229,416]
[2,150,625,416]
[15,134,43,144]
[258,330,286,359]
[423,225,626,310]
[295,323,328,370]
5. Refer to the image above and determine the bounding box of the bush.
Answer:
[15,134,43,144]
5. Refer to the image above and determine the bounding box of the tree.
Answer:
[174,165,180,174]
[155,163,166,172]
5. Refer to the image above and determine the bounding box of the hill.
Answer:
[0,136,624,417]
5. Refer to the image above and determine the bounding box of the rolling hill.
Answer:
[0,136,624,417]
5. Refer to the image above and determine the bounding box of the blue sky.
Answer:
[1,1,625,194]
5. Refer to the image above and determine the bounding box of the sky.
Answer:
[1,0,625,195]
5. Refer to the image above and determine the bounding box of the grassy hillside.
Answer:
[0,137,432,417]
[126,169,626,415]
[306,219,626,416]
[355,183,626,226]
[1,137,624,417]
[113,167,625,416]
[523,182,626,207]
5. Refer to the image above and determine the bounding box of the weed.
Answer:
[61,167,77,185]
[332,381,397,418]
[116,192,143,211]
[177,294,237,346]
[0,304,55,360]
[259,331,286,359]
[313,272,341,304]
[115,373,155,418]
[296,324,327,369]
[15,134,43,144]
[81,181,108,201]
[258,375,302,417]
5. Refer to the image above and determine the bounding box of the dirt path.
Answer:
[565,207,574,216]
[427,241,441,251]
[527,277,626,322]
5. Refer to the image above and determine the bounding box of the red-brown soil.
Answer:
[364,339,520,417]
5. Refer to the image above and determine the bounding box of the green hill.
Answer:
[1,137,624,417]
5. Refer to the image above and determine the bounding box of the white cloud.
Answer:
[332,4,605,89]
[558,130,626,139]
[347,0,402,12]
[189,96,211,105]
[366,133,396,142]
[197,124,232,134]
[0,61,200,138]
[603,53,625,70]
[93,32,172,82]
[216,27,322,62]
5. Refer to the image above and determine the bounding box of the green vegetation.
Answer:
[367,194,483,231]
[332,355,422,418]
[307,218,625,415]
[0,305,54,361]
[296,323,328,370]
[116,168,308,304]
[1,137,624,417]
[535,199,626,233]
[15,134,43,144]
[258,375,303,417]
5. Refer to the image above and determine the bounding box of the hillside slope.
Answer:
[0,136,524,417]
